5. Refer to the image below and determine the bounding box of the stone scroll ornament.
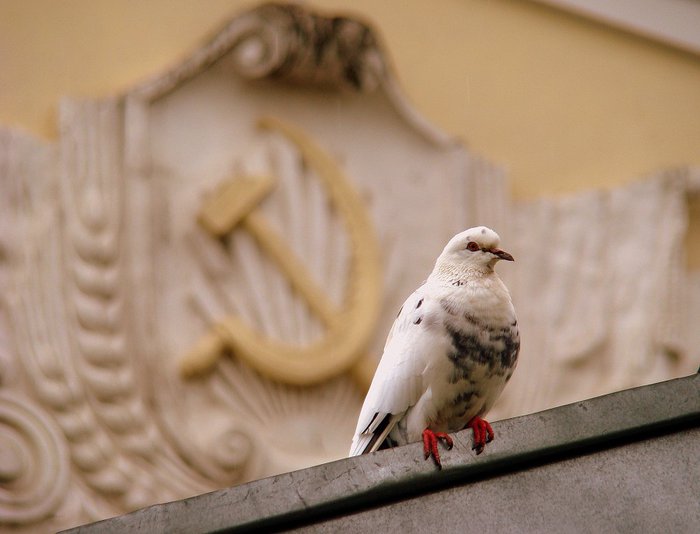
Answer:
[0,3,699,533]
[144,1,386,95]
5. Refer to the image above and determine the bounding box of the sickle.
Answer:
[180,116,382,386]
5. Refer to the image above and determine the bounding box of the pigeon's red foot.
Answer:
[422,428,453,469]
[466,416,494,454]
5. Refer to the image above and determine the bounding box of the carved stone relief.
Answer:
[492,169,700,420]
[0,3,698,532]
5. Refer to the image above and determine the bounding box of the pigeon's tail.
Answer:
[349,412,401,457]
[348,436,371,457]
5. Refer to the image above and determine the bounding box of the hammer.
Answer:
[181,175,340,377]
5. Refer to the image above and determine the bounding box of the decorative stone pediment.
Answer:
[1,3,698,532]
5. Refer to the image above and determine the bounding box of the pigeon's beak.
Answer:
[490,248,514,262]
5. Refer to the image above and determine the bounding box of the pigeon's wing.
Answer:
[349,285,446,456]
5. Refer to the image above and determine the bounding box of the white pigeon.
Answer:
[349,226,519,468]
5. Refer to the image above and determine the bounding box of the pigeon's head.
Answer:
[440,226,514,270]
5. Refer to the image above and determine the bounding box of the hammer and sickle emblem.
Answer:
[179,117,382,388]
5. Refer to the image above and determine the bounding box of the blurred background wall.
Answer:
[2,0,699,206]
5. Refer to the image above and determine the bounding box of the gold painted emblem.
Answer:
[179,117,382,388]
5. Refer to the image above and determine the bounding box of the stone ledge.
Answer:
[63,373,700,533]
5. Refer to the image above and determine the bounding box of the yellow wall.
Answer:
[2,0,699,253]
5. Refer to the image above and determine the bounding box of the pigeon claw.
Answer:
[422,428,454,470]
[467,416,494,455]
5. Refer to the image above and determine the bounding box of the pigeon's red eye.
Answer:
[467,241,480,252]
